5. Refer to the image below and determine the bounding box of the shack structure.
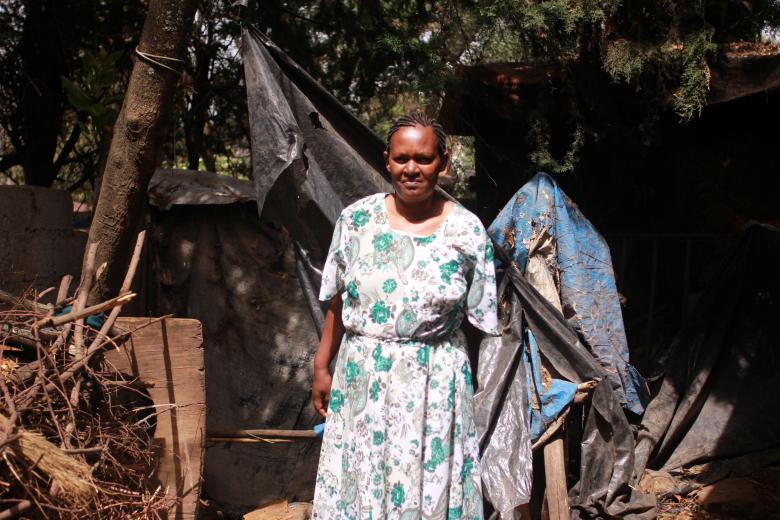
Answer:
[439,43,780,366]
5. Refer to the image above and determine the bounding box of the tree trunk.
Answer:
[19,0,65,187]
[184,11,214,171]
[86,0,196,304]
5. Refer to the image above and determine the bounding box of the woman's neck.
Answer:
[391,193,440,223]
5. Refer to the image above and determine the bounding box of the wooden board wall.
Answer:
[107,317,205,519]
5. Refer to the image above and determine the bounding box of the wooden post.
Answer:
[543,431,570,520]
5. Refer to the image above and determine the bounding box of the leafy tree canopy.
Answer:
[1,0,778,193]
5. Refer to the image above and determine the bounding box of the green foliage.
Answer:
[247,0,779,176]
[603,39,650,83]
[529,121,586,175]
[673,29,717,121]
[62,51,124,133]
[3,0,780,194]
[470,0,621,63]
[448,136,476,199]
[448,0,780,171]
[0,0,144,190]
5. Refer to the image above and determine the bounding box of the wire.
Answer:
[134,47,185,74]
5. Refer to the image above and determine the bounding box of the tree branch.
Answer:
[52,119,83,173]
[0,153,21,173]
[67,167,96,192]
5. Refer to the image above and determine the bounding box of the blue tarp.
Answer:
[525,330,578,439]
[488,172,648,416]
[56,305,107,330]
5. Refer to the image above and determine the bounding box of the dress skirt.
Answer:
[312,333,483,520]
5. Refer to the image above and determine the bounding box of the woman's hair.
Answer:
[385,113,448,159]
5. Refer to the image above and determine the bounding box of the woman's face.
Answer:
[384,125,448,205]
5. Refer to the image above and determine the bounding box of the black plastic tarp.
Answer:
[633,223,780,491]
[243,25,389,331]
[479,262,655,519]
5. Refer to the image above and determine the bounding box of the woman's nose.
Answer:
[403,162,420,174]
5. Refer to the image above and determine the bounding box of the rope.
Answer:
[134,46,185,74]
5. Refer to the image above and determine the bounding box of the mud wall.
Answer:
[147,203,321,514]
[0,186,86,296]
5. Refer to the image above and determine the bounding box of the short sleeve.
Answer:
[466,227,500,336]
[319,214,348,301]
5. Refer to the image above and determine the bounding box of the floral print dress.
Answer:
[314,193,499,520]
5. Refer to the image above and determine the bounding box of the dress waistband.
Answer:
[343,329,466,348]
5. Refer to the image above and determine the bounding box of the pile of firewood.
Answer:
[0,232,170,519]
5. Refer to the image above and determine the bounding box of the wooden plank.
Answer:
[543,433,570,520]
[107,317,205,519]
[243,500,312,520]
[208,428,317,440]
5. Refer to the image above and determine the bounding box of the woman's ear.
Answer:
[438,150,450,176]
[383,150,390,171]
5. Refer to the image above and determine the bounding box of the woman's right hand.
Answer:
[312,367,333,419]
[312,294,343,419]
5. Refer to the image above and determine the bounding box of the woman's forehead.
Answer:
[389,125,438,151]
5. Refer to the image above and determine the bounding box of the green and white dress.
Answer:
[314,193,499,520]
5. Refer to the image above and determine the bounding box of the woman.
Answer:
[311,113,499,520]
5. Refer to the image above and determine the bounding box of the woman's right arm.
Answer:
[312,294,345,418]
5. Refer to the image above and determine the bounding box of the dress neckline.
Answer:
[381,193,455,239]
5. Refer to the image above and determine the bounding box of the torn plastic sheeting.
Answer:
[475,315,574,517]
[476,267,655,518]
[497,267,655,518]
[475,330,533,519]
[633,223,780,492]
[242,26,389,330]
[489,172,649,415]
[485,175,652,515]
[242,32,305,216]
[570,379,656,519]
[526,329,578,440]
[243,27,388,220]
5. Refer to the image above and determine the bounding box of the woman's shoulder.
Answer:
[341,193,386,212]
[337,193,387,227]
[444,202,494,261]
[448,201,489,236]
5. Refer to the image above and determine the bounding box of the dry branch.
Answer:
[207,428,318,441]
[56,276,74,305]
[73,243,99,358]
[0,289,50,313]
[0,230,167,518]
[0,500,31,520]
[34,293,136,329]
[0,415,93,499]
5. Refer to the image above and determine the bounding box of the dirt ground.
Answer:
[198,464,780,519]
[657,466,780,520]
